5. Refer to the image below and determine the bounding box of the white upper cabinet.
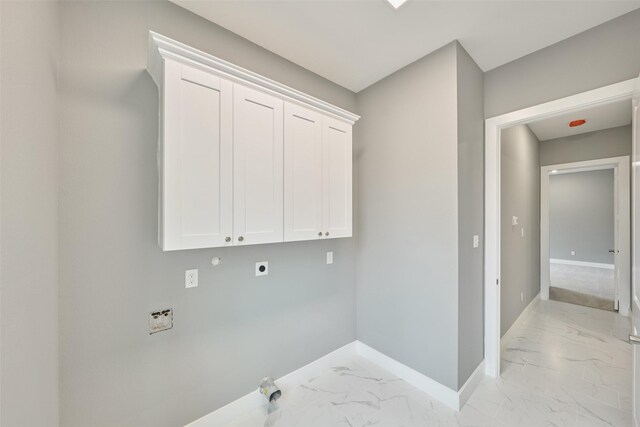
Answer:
[284,102,323,241]
[234,86,284,245]
[147,32,359,251]
[322,118,353,238]
[160,60,233,251]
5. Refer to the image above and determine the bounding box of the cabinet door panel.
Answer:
[323,117,353,238]
[162,60,233,250]
[284,103,323,241]
[233,85,284,245]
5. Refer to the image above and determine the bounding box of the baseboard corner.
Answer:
[458,360,485,409]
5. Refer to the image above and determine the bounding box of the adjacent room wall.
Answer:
[485,9,640,118]
[539,125,631,166]
[1,1,59,426]
[500,125,540,337]
[550,170,614,265]
[58,2,357,426]
[455,44,485,389]
[356,42,460,390]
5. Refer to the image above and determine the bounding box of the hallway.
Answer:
[487,299,632,426]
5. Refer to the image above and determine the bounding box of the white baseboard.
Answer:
[550,258,614,270]
[458,359,486,408]
[186,342,358,427]
[355,341,458,409]
[186,340,485,426]
[501,293,540,349]
[356,341,484,411]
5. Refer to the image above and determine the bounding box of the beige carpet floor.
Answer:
[549,286,615,312]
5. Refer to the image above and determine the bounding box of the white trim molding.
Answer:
[356,341,484,411]
[356,342,457,409]
[457,360,487,409]
[501,293,540,350]
[550,258,614,270]
[540,156,630,315]
[484,77,638,379]
[186,341,485,426]
[185,342,359,427]
[147,31,360,125]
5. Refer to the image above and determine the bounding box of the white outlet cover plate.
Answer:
[185,269,198,288]
[256,262,268,276]
[327,251,333,264]
[472,235,479,248]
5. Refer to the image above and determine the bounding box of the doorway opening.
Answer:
[542,157,630,313]
[483,77,638,378]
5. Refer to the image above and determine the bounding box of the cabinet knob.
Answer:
[325,232,329,237]
[238,236,244,242]
[318,232,323,237]
[225,237,231,243]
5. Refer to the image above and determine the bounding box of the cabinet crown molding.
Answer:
[147,31,360,125]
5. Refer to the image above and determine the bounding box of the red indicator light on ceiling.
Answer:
[569,119,586,127]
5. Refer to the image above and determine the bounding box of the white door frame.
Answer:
[540,157,630,315]
[484,78,638,378]
[630,74,640,427]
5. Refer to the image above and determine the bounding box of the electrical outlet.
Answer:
[571,251,576,256]
[150,309,173,334]
[521,228,525,238]
[327,251,334,264]
[473,235,479,249]
[185,269,198,288]
[256,262,268,276]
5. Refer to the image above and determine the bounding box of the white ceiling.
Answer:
[171,1,639,92]
[528,100,632,141]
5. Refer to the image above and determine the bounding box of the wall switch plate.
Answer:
[472,235,479,249]
[256,262,268,276]
[327,251,334,264]
[512,216,519,226]
[185,269,198,288]
[150,309,173,334]
[521,228,525,238]
[520,292,524,302]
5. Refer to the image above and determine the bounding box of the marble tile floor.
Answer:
[229,299,631,427]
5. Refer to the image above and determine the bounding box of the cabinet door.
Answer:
[162,60,233,250]
[322,117,353,239]
[233,84,284,245]
[284,102,323,242]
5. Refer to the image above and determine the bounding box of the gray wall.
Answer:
[485,9,640,118]
[550,170,614,264]
[58,2,357,426]
[1,1,59,426]
[540,125,631,166]
[500,125,540,336]
[356,42,484,391]
[356,42,460,390]
[455,45,485,389]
